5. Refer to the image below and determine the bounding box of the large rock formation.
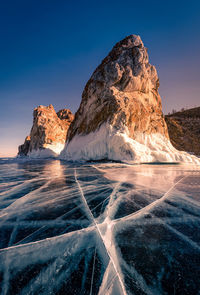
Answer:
[18,105,74,157]
[60,34,199,164]
[166,107,200,156]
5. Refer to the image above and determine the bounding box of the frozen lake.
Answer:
[0,158,200,295]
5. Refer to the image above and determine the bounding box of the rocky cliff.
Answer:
[18,105,74,157]
[166,107,200,156]
[60,35,199,164]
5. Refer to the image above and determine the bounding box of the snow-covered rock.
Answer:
[62,122,200,164]
[60,35,199,164]
[18,105,74,158]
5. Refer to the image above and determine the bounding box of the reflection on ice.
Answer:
[98,163,200,192]
[0,159,200,294]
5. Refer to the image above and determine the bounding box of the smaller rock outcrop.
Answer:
[166,107,200,156]
[18,105,74,157]
[57,108,74,122]
[18,136,31,156]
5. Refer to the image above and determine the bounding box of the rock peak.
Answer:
[61,34,199,164]
[113,34,143,49]
[35,104,54,110]
[68,33,162,143]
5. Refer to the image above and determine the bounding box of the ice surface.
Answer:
[60,123,200,164]
[0,158,200,294]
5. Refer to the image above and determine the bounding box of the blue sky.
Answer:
[0,0,200,156]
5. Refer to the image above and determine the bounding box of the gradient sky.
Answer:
[0,0,200,156]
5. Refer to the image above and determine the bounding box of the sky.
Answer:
[0,0,200,156]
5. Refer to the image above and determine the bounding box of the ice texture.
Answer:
[60,123,200,164]
[0,158,200,295]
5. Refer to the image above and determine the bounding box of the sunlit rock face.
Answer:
[61,35,199,164]
[67,35,167,140]
[18,105,74,158]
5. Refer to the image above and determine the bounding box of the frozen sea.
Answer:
[0,158,200,295]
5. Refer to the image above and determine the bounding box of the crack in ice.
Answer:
[114,175,189,224]
[0,161,200,294]
[74,168,128,295]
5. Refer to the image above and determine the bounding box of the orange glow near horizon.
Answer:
[0,141,18,157]
[0,148,17,157]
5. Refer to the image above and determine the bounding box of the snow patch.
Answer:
[27,143,65,159]
[60,123,200,164]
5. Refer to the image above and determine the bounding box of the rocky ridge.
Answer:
[166,107,200,156]
[18,105,74,157]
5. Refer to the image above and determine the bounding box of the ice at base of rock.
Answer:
[60,123,200,164]
[27,143,65,158]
